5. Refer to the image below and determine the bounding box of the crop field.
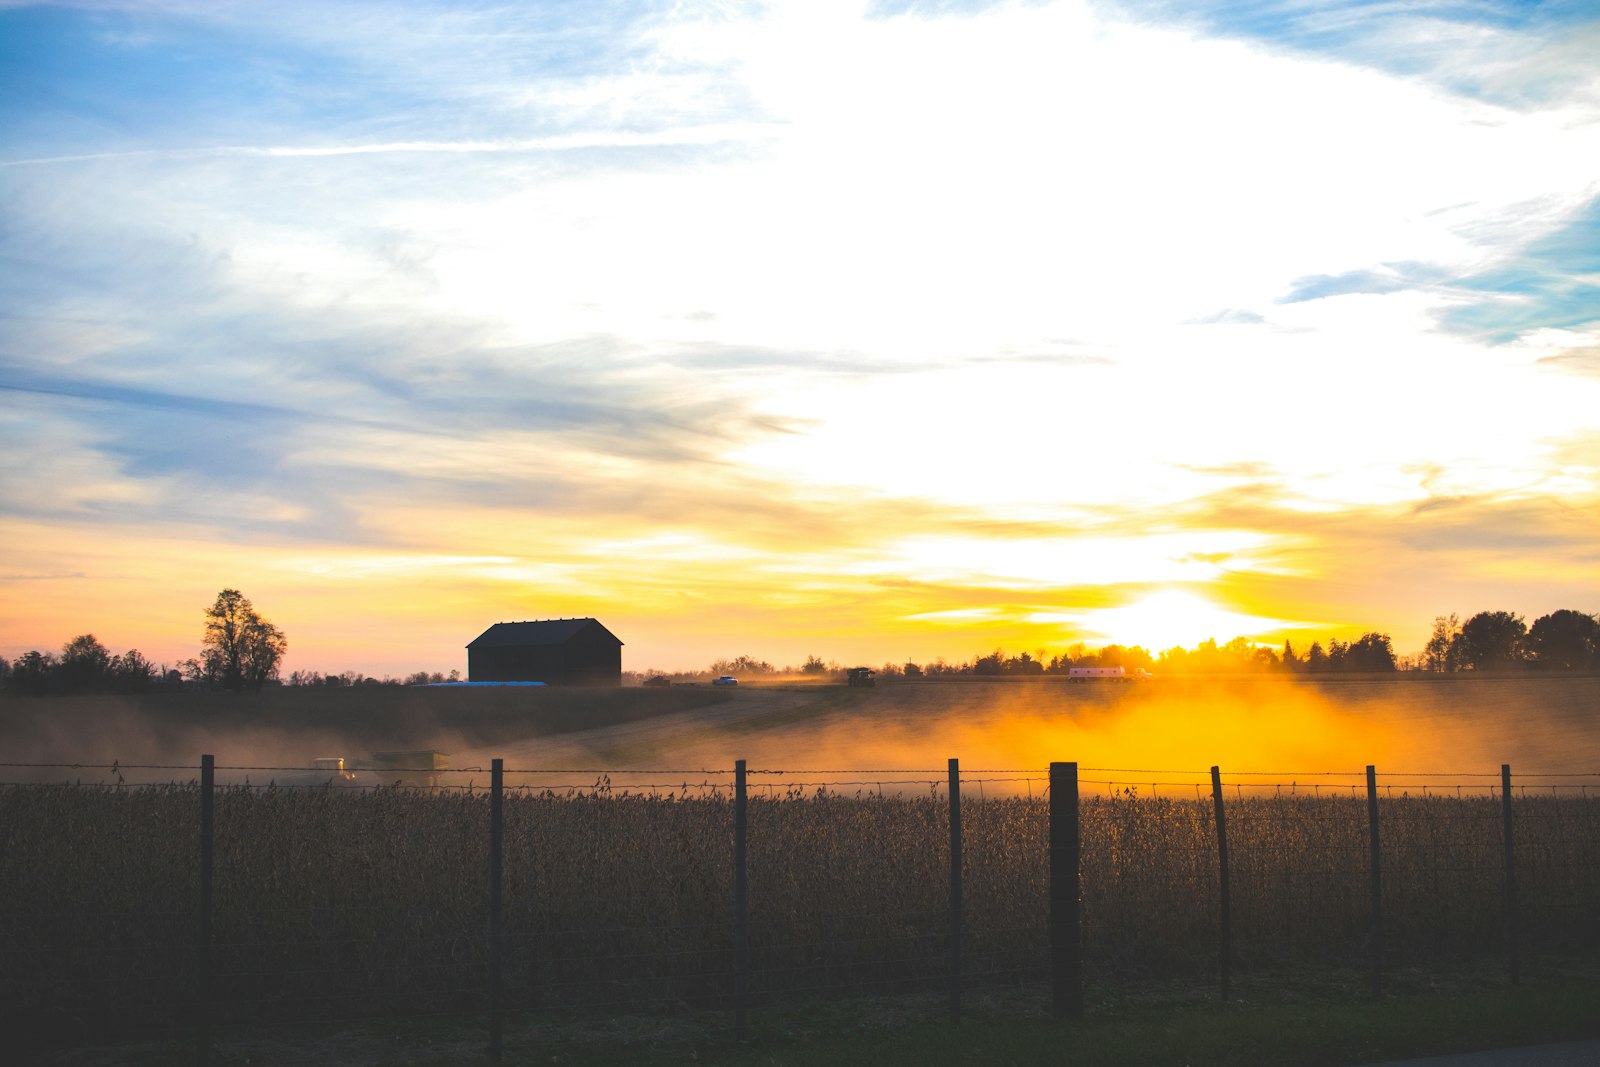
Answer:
[3,778,1598,1047]
[2,674,1597,1051]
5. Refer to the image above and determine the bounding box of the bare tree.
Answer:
[201,589,287,692]
[1424,614,1462,672]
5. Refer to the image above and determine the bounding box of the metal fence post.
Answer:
[197,753,214,1067]
[734,759,748,1041]
[1501,763,1518,984]
[948,757,963,1023]
[488,758,504,1063]
[1210,765,1231,1002]
[1366,764,1382,998]
[1049,761,1082,1018]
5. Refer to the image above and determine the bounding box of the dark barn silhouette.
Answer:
[466,619,623,686]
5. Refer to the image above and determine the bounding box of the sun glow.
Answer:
[1081,590,1293,652]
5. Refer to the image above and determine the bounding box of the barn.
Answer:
[466,619,623,686]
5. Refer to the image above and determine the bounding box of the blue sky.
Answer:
[3,0,1597,673]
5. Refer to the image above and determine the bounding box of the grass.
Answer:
[705,977,1600,1067]
[36,970,1600,1065]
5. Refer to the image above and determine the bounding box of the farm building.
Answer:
[466,618,623,686]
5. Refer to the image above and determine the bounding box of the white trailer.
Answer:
[1069,666,1122,681]
[1068,667,1152,682]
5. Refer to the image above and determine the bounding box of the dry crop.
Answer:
[2,782,1596,1046]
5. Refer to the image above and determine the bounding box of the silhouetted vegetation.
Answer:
[6,783,1596,1044]
[1421,610,1600,672]
[2,635,161,696]
[7,605,1596,698]
[687,609,1594,681]
[200,588,286,692]
[1528,609,1600,669]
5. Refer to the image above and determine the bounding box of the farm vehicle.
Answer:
[275,751,449,788]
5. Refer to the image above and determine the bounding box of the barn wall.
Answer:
[467,623,621,686]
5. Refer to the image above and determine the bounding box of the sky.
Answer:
[2,0,1598,677]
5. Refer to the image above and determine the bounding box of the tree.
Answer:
[1527,610,1599,670]
[709,655,774,677]
[1004,651,1044,674]
[1305,642,1328,672]
[9,651,57,695]
[970,649,1004,675]
[1345,633,1397,672]
[60,634,112,692]
[1455,611,1527,670]
[110,648,156,692]
[801,655,828,675]
[1424,614,1462,672]
[201,589,287,692]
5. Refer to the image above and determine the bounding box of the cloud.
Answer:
[1115,0,1600,109]
[4,0,1600,672]
[1186,308,1266,325]
[1437,196,1600,341]
[1280,262,1455,304]
[1537,347,1600,378]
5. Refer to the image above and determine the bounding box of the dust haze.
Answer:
[3,676,1595,793]
[480,675,1600,795]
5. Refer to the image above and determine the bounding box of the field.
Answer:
[5,673,1597,785]
[2,674,1598,1059]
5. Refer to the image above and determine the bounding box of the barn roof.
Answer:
[466,618,622,649]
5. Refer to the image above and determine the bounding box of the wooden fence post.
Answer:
[948,757,963,1023]
[1501,763,1518,984]
[197,754,214,1067]
[1049,762,1082,1018]
[734,759,748,1041]
[1210,765,1231,1002]
[488,758,504,1064]
[1366,764,1382,998]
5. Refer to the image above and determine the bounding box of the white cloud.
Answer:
[5,0,1599,666]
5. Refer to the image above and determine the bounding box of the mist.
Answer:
[3,676,1594,795]
[475,676,1600,797]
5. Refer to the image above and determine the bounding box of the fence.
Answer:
[2,757,1598,1063]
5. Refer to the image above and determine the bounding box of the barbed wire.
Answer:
[3,760,1594,778]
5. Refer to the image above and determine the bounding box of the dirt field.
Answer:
[3,674,1596,789]
[468,674,1600,791]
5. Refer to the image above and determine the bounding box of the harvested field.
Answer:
[2,674,1596,1050]
[4,779,1597,1046]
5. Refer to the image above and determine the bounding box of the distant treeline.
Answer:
[0,633,457,697]
[0,641,463,697]
[676,608,1599,680]
[6,608,1595,697]
[3,635,167,696]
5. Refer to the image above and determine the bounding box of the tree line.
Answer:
[7,601,1594,696]
[1420,610,1598,671]
[687,608,1598,681]
[3,589,287,696]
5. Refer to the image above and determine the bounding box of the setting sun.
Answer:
[1079,590,1296,654]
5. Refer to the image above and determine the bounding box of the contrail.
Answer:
[0,123,782,168]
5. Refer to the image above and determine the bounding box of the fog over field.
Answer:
[11,675,1587,793]
[481,676,1600,795]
